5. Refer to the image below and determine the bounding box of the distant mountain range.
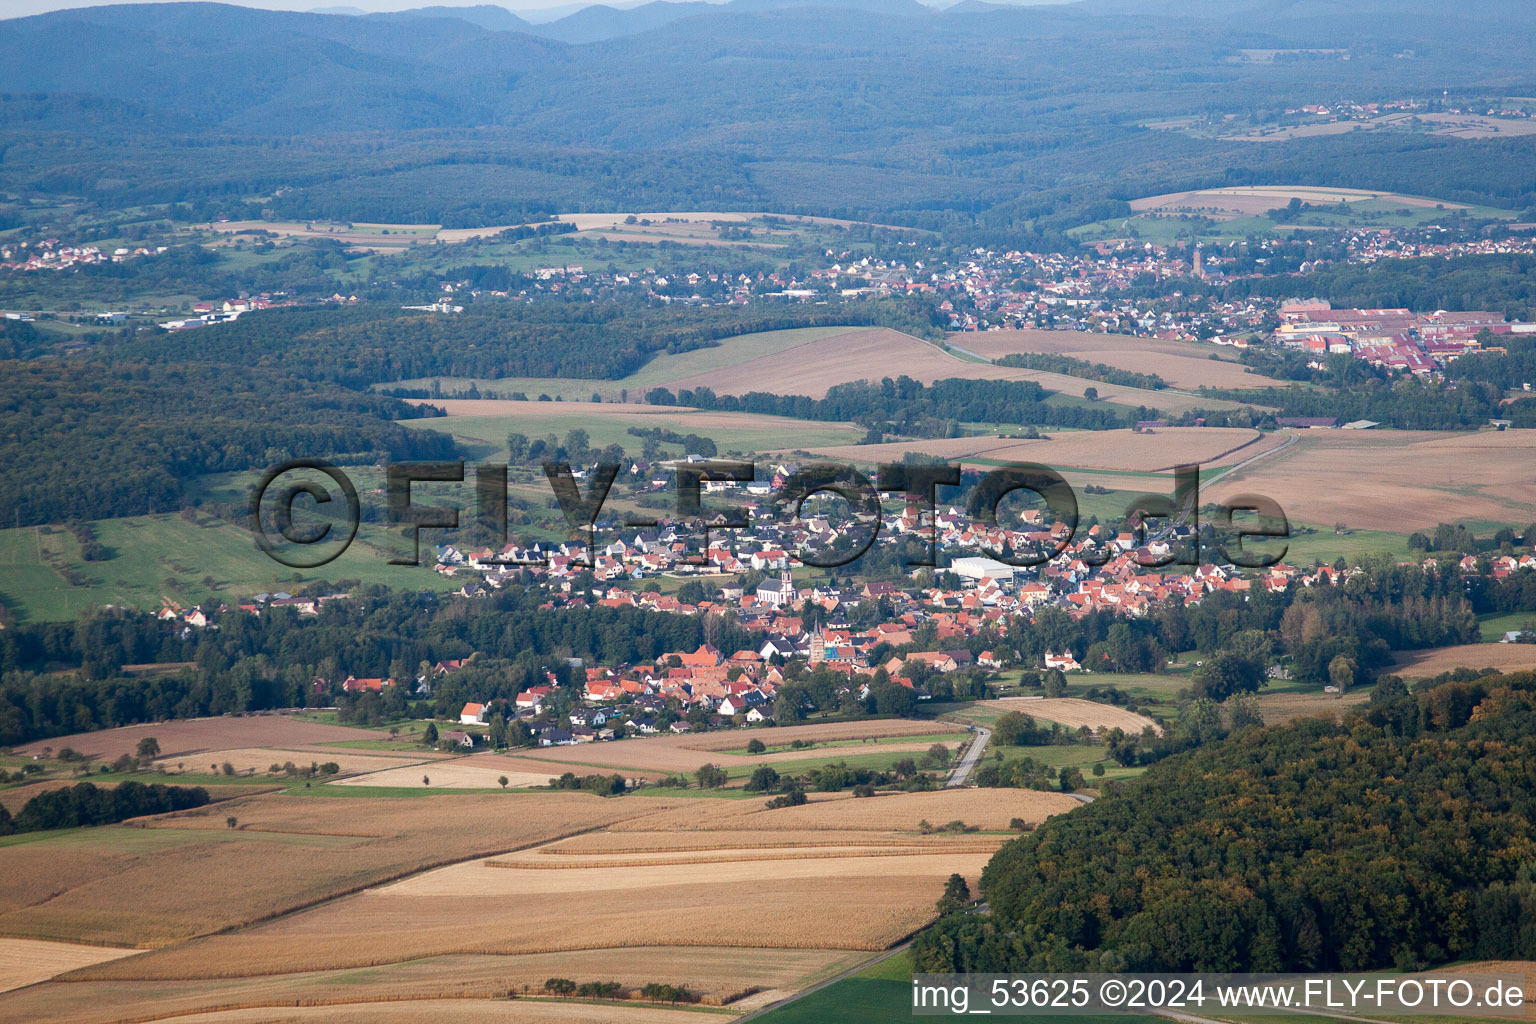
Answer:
[2,0,1534,226]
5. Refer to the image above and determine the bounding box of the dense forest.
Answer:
[0,780,210,834]
[0,360,456,527]
[112,303,913,389]
[915,671,1536,973]
[3,2,1536,241]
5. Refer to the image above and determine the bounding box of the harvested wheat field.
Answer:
[1389,644,1536,679]
[788,426,1283,474]
[0,937,139,993]
[1207,429,1536,532]
[0,793,680,947]
[534,828,993,856]
[328,761,556,789]
[1129,185,1463,219]
[951,329,1265,391]
[658,326,1214,411]
[981,697,1161,735]
[15,948,852,1024]
[113,874,969,977]
[14,715,390,761]
[86,1000,711,1024]
[1255,690,1371,725]
[610,787,1078,834]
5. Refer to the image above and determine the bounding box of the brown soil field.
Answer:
[788,426,1282,474]
[950,329,1266,391]
[14,715,390,761]
[491,842,1002,869]
[1206,429,1536,531]
[1255,690,1371,725]
[9,948,852,1024]
[978,697,1162,735]
[1389,644,1536,679]
[158,748,427,777]
[0,793,679,947]
[0,936,139,993]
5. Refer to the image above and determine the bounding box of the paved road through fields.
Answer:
[946,727,990,787]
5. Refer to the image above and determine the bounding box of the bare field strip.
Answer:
[158,748,426,776]
[1206,429,1536,532]
[980,697,1162,735]
[0,794,682,947]
[610,787,1079,833]
[1389,644,1536,679]
[951,329,1264,391]
[1129,185,1466,218]
[486,843,1003,869]
[328,763,556,789]
[10,949,853,1024]
[14,716,390,761]
[0,937,139,993]
[787,426,1282,473]
[535,828,992,855]
[383,848,994,897]
[82,999,713,1024]
[1255,691,1371,725]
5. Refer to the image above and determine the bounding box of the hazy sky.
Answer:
[0,0,615,18]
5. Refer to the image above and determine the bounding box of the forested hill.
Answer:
[915,672,1536,973]
[4,1,1536,230]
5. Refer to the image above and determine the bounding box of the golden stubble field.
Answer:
[13,715,393,761]
[0,709,1089,1024]
[1205,428,1536,532]
[655,327,1223,412]
[976,697,1162,735]
[950,329,1266,391]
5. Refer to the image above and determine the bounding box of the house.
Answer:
[1043,650,1082,673]
[719,690,768,716]
[539,727,575,746]
[459,702,487,725]
[342,676,392,693]
[442,730,475,750]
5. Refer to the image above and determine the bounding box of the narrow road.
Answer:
[946,727,990,787]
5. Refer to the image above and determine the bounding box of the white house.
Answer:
[459,702,487,725]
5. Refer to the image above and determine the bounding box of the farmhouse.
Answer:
[459,702,487,725]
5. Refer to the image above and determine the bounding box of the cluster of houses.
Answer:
[1273,301,1536,376]
[0,239,165,272]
